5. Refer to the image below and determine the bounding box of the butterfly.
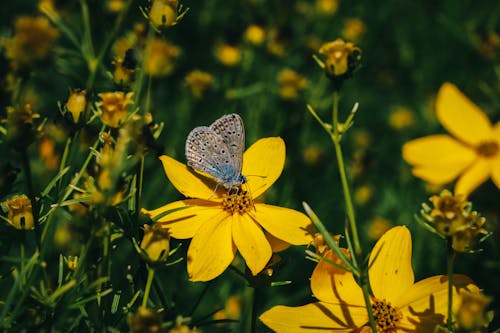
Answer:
[185,114,246,190]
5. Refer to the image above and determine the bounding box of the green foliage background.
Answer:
[0,0,499,331]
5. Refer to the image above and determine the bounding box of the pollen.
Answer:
[222,190,252,215]
[477,141,498,158]
[371,299,402,333]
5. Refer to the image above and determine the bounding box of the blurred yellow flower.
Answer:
[315,0,338,15]
[403,83,500,197]
[244,24,266,45]
[96,91,134,128]
[342,18,366,42]
[302,144,324,166]
[144,38,180,77]
[184,70,214,99]
[128,307,164,333]
[277,68,308,100]
[2,194,34,230]
[3,16,59,69]
[67,256,78,271]
[266,28,287,57]
[318,38,361,79]
[260,226,479,332]
[112,55,137,86]
[353,184,374,205]
[215,43,241,66]
[389,105,415,130]
[214,295,241,322]
[106,0,125,12]
[39,137,59,170]
[366,216,392,241]
[149,0,178,28]
[142,137,313,281]
[66,89,87,124]
[169,324,201,333]
[140,224,170,264]
[455,290,492,332]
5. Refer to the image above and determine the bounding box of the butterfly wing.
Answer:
[185,126,238,184]
[209,114,245,175]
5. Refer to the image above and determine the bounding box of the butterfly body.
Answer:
[185,114,246,189]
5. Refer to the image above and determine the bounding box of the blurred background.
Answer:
[1,0,499,331]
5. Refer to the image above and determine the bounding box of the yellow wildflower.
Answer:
[140,224,170,264]
[403,83,500,197]
[169,324,201,333]
[366,216,392,241]
[302,144,324,166]
[65,89,87,124]
[39,137,59,170]
[96,91,134,128]
[244,24,266,45]
[144,38,180,77]
[318,38,361,80]
[106,0,126,12]
[277,68,308,100]
[260,226,479,332]
[455,290,492,332]
[342,18,366,42]
[214,295,241,322]
[67,256,78,271]
[389,105,415,130]
[142,137,313,281]
[266,28,287,57]
[112,54,137,86]
[215,43,241,66]
[184,70,214,98]
[353,184,374,205]
[149,0,178,28]
[315,0,338,15]
[3,16,59,69]
[2,194,34,230]
[128,307,164,333]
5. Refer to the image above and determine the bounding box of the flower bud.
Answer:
[318,38,361,88]
[66,89,87,124]
[2,194,35,230]
[140,224,170,264]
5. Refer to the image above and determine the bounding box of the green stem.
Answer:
[135,157,145,220]
[330,92,361,259]
[142,266,155,308]
[361,277,378,333]
[249,287,259,333]
[447,240,455,332]
[21,150,40,248]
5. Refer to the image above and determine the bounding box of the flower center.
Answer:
[222,190,252,215]
[477,141,498,158]
[371,299,402,333]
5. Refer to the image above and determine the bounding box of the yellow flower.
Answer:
[260,226,479,332]
[66,89,87,124]
[215,43,241,67]
[140,224,170,264]
[3,16,59,70]
[366,216,392,241]
[128,307,164,333]
[106,0,126,12]
[403,83,500,197]
[342,18,366,42]
[142,137,313,281]
[318,39,361,79]
[389,105,415,130]
[277,68,309,100]
[67,256,78,271]
[149,0,178,28]
[2,194,34,230]
[96,91,134,128]
[315,0,338,15]
[184,70,214,99]
[244,24,266,45]
[455,290,492,332]
[144,38,181,77]
[112,56,137,86]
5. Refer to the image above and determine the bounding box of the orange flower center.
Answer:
[477,141,498,158]
[371,299,402,333]
[222,190,252,215]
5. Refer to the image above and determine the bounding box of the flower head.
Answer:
[260,226,479,332]
[2,194,35,230]
[244,24,266,45]
[215,43,241,67]
[455,290,492,332]
[318,39,361,83]
[277,68,309,100]
[403,83,500,197]
[342,18,366,42]
[140,224,170,264]
[149,0,178,28]
[143,38,180,77]
[65,89,87,124]
[96,91,134,128]
[142,137,313,281]
[184,70,214,99]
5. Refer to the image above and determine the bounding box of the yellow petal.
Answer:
[436,83,493,146]
[402,135,476,184]
[369,226,414,302]
[396,275,479,331]
[232,214,272,275]
[259,302,368,333]
[310,250,365,306]
[253,203,313,245]
[242,137,285,199]
[187,213,236,281]
[266,232,291,252]
[454,158,492,197]
[160,155,220,200]
[492,123,500,189]
[142,199,221,239]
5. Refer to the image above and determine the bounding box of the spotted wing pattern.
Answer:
[209,114,245,176]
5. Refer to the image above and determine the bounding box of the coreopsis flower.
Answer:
[244,24,266,45]
[106,0,126,12]
[39,137,59,170]
[112,52,137,86]
[142,138,313,281]
[2,194,34,230]
[65,89,87,124]
[389,105,415,130]
[96,91,134,128]
[366,216,392,241]
[342,18,366,42]
[140,224,170,264]
[143,38,180,77]
[149,0,178,28]
[215,43,241,67]
[260,226,479,332]
[421,189,488,253]
[214,295,241,323]
[3,16,59,70]
[455,290,492,332]
[315,0,338,15]
[277,68,309,100]
[403,83,500,197]
[184,70,214,99]
[318,39,361,84]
